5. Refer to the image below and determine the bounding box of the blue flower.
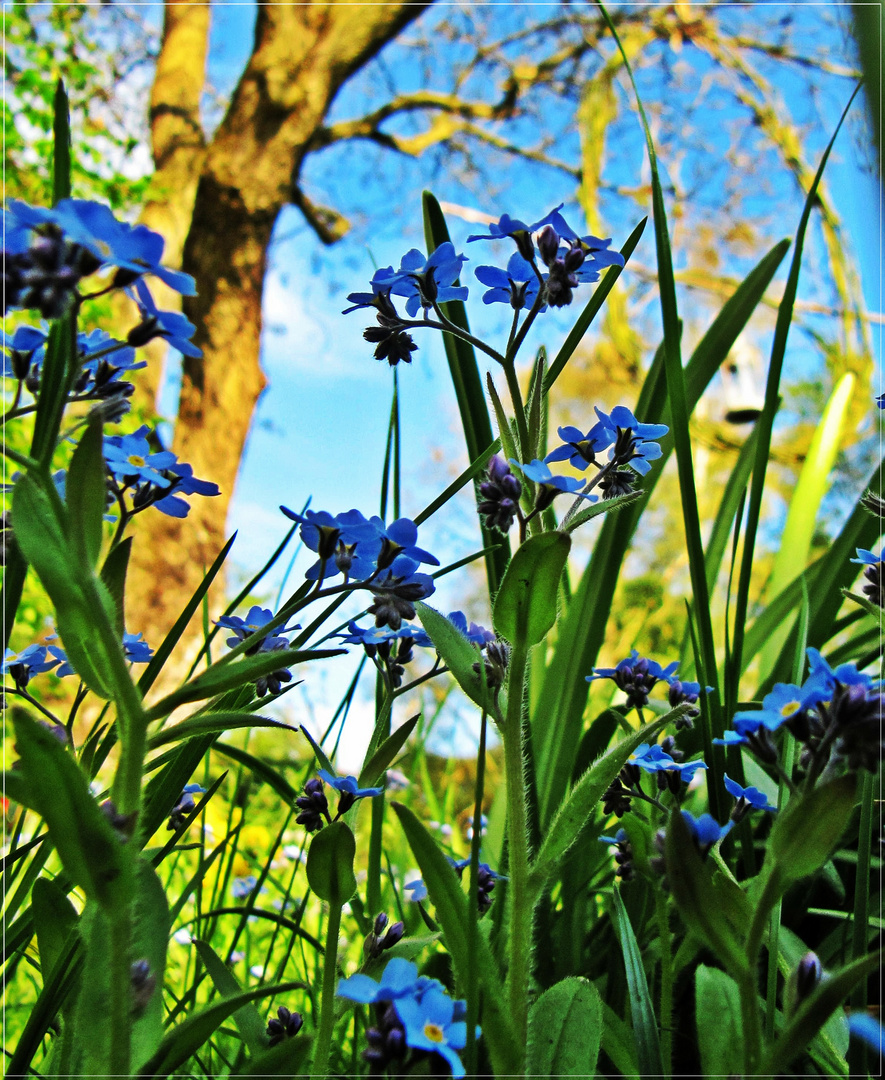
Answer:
[713,730,750,747]
[466,205,563,243]
[625,742,678,773]
[805,647,878,692]
[231,875,259,899]
[45,198,196,294]
[593,405,669,475]
[342,266,398,313]
[847,1013,884,1055]
[724,774,777,813]
[375,243,468,317]
[665,758,709,783]
[541,209,625,269]
[151,461,219,518]
[732,681,829,737]
[127,279,201,357]
[395,984,471,1078]
[317,769,384,801]
[851,547,882,565]
[586,650,680,710]
[680,810,732,850]
[474,252,543,310]
[2,644,65,688]
[122,633,153,664]
[406,610,494,650]
[104,431,177,487]
[337,957,430,1005]
[877,393,885,410]
[216,606,296,652]
[404,877,429,902]
[545,420,616,471]
[510,459,598,500]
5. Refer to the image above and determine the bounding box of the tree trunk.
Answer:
[109,3,210,413]
[125,2,431,653]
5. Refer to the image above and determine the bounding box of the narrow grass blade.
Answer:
[612,887,664,1078]
[729,83,863,705]
[532,236,788,827]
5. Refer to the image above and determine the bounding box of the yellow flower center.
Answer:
[779,700,800,718]
[423,1022,446,1044]
[127,454,146,468]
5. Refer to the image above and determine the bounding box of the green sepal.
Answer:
[305,820,357,904]
[530,710,677,889]
[527,976,602,1077]
[416,602,499,715]
[65,415,106,571]
[695,965,743,1078]
[665,808,750,978]
[493,531,571,647]
[12,708,131,911]
[193,939,267,1056]
[358,712,421,788]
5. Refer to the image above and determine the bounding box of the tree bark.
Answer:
[125,2,431,651]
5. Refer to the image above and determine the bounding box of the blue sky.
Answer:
[145,3,881,765]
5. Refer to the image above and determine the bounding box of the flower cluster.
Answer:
[280,507,438,630]
[547,406,668,482]
[338,957,476,1078]
[2,630,152,693]
[216,605,299,696]
[295,769,383,832]
[851,547,883,607]
[104,426,219,521]
[602,737,708,816]
[716,648,883,775]
[4,197,194,319]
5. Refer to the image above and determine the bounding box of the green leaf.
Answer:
[305,821,357,904]
[530,710,675,887]
[147,710,296,751]
[612,887,663,1078]
[358,712,421,788]
[493,532,571,647]
[193,939,267,1056]
[298,723,335,775]
[52,79,71,204]
[767,774,857,886]
[390,803,520,1078]
[525,347,547,464]
[145,649,343,719]
[527,976,602,1077]
[235,1033,313,1077]
[2,768,41,814]
[130,860,171,1072]
[600,999,640,1079]
[65,415,106,571]
[665,809,750,978]
[12,708,130,910]
[100,537,132,640]
[68,904,112,1077]
[562,490,642,533]
[12,472,113,697]
[762,952,879,1077]
[32,877,78,988]
[416,602,496,714]
[135,980,306,1079]
[695,965,743,1078]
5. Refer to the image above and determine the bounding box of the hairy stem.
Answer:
[313,899,343,1079]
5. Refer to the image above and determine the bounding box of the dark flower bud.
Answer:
[599,468,637,500]
[130,959,156,1017]
[373,912,390,936]
[100,799,138,841]
[602,778,632,817]
[537,225,561,267]
[267,1004,304,1046]
[862,563,883,607]
[544,261,577,307]
[563,242,585,273]
[473,639,510,691]
[363,324,418,367]
[478,455,523,533]
[334,540,357,577]
[512,228,536,263]
[785,952,823,1016]
[295,777,330,832]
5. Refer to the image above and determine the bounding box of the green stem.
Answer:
[313,900,343,1079]
[765,899,782,1038]
[739,966,763,1078]
[109,909,132,1076]
[503,638,531,1063]
[465,709,488,1080]
[656,889,673,1080]
[849,768,874,1076]
[502,359,532,467]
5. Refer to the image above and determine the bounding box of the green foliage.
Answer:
[527,977,603,1077]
